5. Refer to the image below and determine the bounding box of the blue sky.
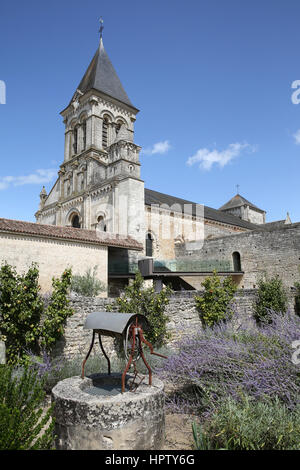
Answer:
[0,0,300,223]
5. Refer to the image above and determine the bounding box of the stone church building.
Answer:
[0,33,299,294]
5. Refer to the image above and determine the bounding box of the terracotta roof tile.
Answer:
[0,218,143,251]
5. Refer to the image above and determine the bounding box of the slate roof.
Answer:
[70,38,136,109]
[219,193,265,213]
[0,218,143,250]
[144,188,259,230]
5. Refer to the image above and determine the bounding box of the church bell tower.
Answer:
[35,20,145,244]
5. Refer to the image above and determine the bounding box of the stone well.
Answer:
[51,372,165,450]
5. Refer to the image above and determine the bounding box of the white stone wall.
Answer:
[0,232,108,294]
[117,178,145,243]
[176,223,300,289]
[144,206,247,260]
[247,207,265,225]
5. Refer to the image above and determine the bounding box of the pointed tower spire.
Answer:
[68,19,137,110]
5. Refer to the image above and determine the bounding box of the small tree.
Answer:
[40,269,74,352]
[0,263,44,364]
[194,271,237,328]
[0,263,73,365]
[253,276,288,324]
[107,271,172,348]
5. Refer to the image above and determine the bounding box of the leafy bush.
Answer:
[192,396,300,450]
[0,263,44,363]
[0,263,73,365]
[71,266,106,297]
[40,269,74,352]
[156,310,300,413]
[294,282,300,316]
[194,271,237,327]
[107,271,172,348]
[0,365,54,449]
[254,276,288,323]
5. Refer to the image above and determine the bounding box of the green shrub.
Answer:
[254,276,288,323]
[194,271,237,327]
[71,266,106,297]
[294,282,300,316]
[107,271,172,348]
[0,263,44,364]
[0,263,73,365]
[0,365,54,450]
[192,396,300,450]
[40,269,74,352]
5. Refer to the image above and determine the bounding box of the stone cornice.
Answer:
[60,89,139,121]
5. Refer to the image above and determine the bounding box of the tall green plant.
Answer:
[0,264,73,365]
[254,276,288,323]
[194,271,237,327]
[0,263,44,364]
[107,271,172,347]
[40,269,74,351]
[0,365,55,450]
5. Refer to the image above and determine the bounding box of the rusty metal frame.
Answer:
[82,316,167,393]
[81,331,111,379]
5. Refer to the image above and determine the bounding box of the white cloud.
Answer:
[186,142,256,171]
[143,140,171,155]
[293,129,300,145]
[0,168,57,191]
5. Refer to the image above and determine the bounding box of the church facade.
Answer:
[35,36,271,254]
[33,33,299,293]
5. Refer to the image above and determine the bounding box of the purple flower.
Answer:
[156,310,300,413]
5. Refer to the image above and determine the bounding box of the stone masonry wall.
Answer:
[54,289,297,360]
[0,232,108,294]
[176,222,300,289]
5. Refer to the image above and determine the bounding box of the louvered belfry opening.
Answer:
[102,118,108,148]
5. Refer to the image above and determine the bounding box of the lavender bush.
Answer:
[156,310,300,414]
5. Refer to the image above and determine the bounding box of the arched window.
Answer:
[232,251,241,271]
[146,233,153,257]
[73,126,79,154]
[82,121,87,150]
[97,215,107,232]
[102,117,109,148]
[71,214,81,228]
[115,120,123,136]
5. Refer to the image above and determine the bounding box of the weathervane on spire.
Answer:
[236,184,240,194]
[99,17,104,39]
